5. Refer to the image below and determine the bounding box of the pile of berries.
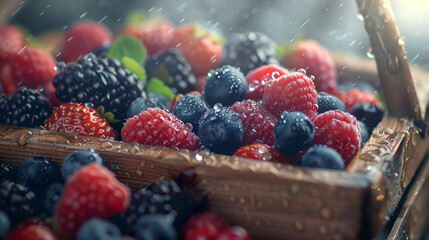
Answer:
[0,15,383,171]
[0,149,251,239]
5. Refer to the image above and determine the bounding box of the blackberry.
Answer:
[204,65,247,107]
[223,32,280,75]
[273,111,314,154]
[198,105,244,155]
[0,87,52,128]
[0,162,16,181]
[0,180,42,227]
[145,49,197,94]
[113,180,201,235]
[53,56,145,123]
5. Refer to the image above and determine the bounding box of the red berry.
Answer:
[233,143,274,162]
[217,226,252,240]
[182,212,229,240]
[0,25,25,65]
[263,71,318,119]
[338,88,380,111]
[120,19,175,56]
[313,111,361,166]
[54,164,130,238]
[231,100,277,146]
[171,24,224,76]
[0,64,17,95]
[121,108,200,151]
[284,40,339,95]
[62,21,112,63]
[10,47,57,90]
[44,102,115,139]
[6,223,58,240]
[245,64,289,101]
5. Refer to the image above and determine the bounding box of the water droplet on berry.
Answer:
[213,103,222,112]
[297,68,306,74]
[271,71,281,79]
[231,114,240,122]
[54,62,66,72]
[310,75,315,81]
[185,123,193,131]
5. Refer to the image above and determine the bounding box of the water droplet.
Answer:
[224,184,230,191]
[136,168,143,176]
[297,69,306,74]
[321,208,331,219]
[367,47,375,59]
[281,199,290,208]
[310,75,315,81]
[239,197,246,204]
[357,13,364,21]
[229,195,236,203]
[319,225,328,235]
[294,221,304,232]
[213,103,222,111]
[397,36,405,46]
[271,71,281,79]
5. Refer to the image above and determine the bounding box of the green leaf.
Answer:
[374,91,387,111]
[96,106,121,124]
[146,78,175,101]
[107,36,147,65]
[122,56,146,82]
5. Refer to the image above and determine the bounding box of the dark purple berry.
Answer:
[62,149,106,179]
[348,103,383,131]
[77,218,121,240]
[301,145,344,170]
[317,92,345,114]
[15,157,62,192]
[126,97,167,118]
[134,214,177,240]
[172,94,209,134]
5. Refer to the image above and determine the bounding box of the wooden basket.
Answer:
[1,52,429,239]
[2,0,429,239]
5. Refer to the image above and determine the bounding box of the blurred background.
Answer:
[1,0,429,69]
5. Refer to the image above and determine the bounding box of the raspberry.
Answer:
[121,108,200,151]
[313,111,361,165]
[223,32,279,75]
[0,25,25,65]
[263,71,318,119]
[6,223,58,240]
[338,88,380,111]
[61,21,112,63]
[10,47,57,90]
[44,102,115,139]
[54,164,130,238]
[283,39,339,95]
[198,105,244,155]
[171,24,224,76]
[245,64,289,101]
[231,100,277,146]
[182,212,229,240]
[120,19,175,56]
[233,143,275,162]
[204,65,247,107]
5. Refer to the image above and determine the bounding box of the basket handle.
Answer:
[355,0,427,134]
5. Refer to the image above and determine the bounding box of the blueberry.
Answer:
[42,182,63,216]
[62,149,106,179]
[127,97,167,118]
[148,92,171,110]
[172,94,209,134]
[358,121,370,146]
[0,210,10,239]
[348,103,383,131]
[317,92,345,114]
[198,105,244,155]
[134,214,177,240]
[77,218,121,240]
[204,65,247,107]
[273,112,314,154]
[301,145,344,170]
[15,157,62,191]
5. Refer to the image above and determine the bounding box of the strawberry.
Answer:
[44,102,115,139]
[338,88,380,111]
[263,71,318,119]
[231,100,277,146]
[119,18,175,56]
[245,64,289,101]
[233,143,275,162]
[0,25,25,65]
[182,212,229,240]
[283,39,339,95]
[171,24,224,76]
[121,108,200,150]
[0,64,17,95]
[61,21,112,63]
[54,164,130,238]
[313,110,361,166]
[6,223,58,240]
[10,47,57,90]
